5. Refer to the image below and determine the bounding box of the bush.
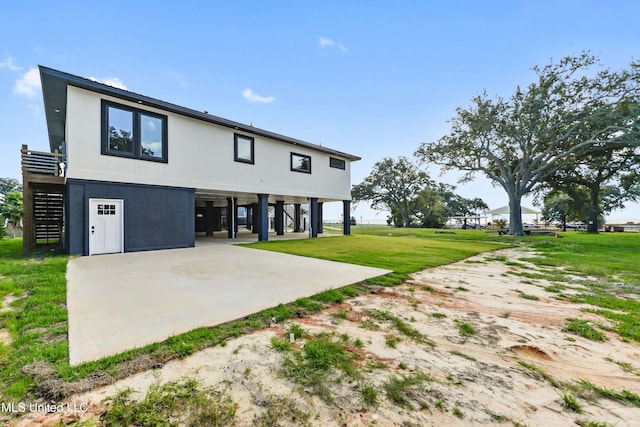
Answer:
[0,223,6,240]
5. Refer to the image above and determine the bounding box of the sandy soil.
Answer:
[11,247,640,426]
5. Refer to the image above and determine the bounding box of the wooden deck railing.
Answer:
[21,144,65,176]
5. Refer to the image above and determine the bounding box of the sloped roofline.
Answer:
[39,65,361,161]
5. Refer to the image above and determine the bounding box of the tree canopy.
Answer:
[0,177,21,195]
[352,156,487,228]
[0,192,23,238]
[416,53,640,235]
[352,156,430,227]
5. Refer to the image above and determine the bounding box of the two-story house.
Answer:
[21,66,359,255]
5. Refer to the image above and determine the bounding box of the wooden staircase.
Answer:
[32,189,64,245]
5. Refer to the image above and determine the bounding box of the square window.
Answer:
[291,152,311,174]
[234,134,254,164]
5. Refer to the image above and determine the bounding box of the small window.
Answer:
[330,157,346,170]
[102,100,168,163]
[291,152,311,174]
[234,134,254,164]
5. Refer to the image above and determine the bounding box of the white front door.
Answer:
[89,199,124,255]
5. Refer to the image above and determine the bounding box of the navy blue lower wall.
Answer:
[66,179,195,255]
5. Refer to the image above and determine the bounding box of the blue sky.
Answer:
[1,1,639,222]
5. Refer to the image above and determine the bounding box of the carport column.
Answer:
[226,197,237,239]
[257,194,269,241]
[246,205,252,230]
[293,203,301,232]
[251,203,259,234]
[317,202,324,234]
[310,197,318,238]
[275,201,285,235]
[343,200,351,235]
[205,201,214,237]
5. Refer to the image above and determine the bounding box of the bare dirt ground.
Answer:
[12,247,640,426]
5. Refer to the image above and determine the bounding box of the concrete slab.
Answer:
[67,243,391,365]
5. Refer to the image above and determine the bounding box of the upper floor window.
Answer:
[101,100,168,163]
[291,152,311,174]
[234,134,254,164]
[330,157,346,170]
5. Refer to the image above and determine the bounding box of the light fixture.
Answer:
[54,109,60,113]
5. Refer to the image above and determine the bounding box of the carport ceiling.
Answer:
[194,189,319,206]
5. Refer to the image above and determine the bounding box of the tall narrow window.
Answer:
[291,152,311,174]
[102,100,168,163]
[107,106,134,154]
[140,114,164,159]
[234,134,254,164]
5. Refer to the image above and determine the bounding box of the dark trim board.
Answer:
[66,179,195,255]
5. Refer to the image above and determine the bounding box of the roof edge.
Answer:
[38,66,361,161]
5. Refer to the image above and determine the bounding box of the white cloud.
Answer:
[88,76,128,90]
[0,56,22,71]
[318,36,347,53]
[242,88,275,104]
[168,71,189,88]
[14,67,41,98]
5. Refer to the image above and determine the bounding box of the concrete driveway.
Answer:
[66,242,391,365]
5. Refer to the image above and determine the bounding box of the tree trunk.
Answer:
[508,194,525,236]
[401,200,412,228]
[586,185,600,233]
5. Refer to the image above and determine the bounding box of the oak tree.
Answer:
[416,53,640,235]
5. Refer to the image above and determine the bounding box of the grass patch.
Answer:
[279,332,360,402]
[431,312,447,318]
[359,384,379,408]
[559,391,582,413]
[312,289,344,304]
[385,335,401,348]
[100,378,237,426]
[366,309,435,346]
[454,320,476,337]
[545,284,566,293]
[448,349,477,361]
[254,395,311,427]
[513,289,540,301]
[576,420,612,427]
[517,360,563,388]
[291,297,324,314]
[577,379,640,407]
[604,357,640,375]
[383,371,433,409]
[563,318,606,341]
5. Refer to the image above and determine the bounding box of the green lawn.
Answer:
[245,233,504,285]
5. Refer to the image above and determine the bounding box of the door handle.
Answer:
[91,225,95,235]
